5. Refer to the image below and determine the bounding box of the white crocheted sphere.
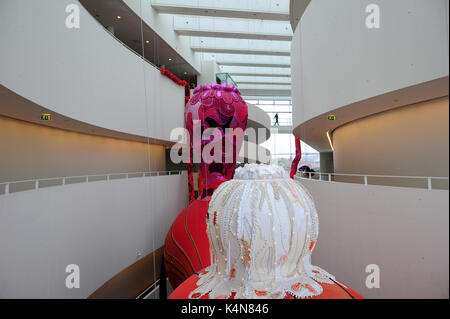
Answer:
[189,164,334,299]
[234,163,288,180]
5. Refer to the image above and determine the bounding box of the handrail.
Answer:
[295,171,449,190]
[0,170,186,196]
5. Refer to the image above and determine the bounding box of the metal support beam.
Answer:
[152,4,289,21]
[230,73,291,78]
[237,81,291,85]
[175,29,292,41]
[239,88,291,97]
[191,47,290,56]
[218,62,291,68]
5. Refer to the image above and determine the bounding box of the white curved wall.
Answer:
[297,178,449,299]
[333,96,449,178]
[247,103,271,131]
[292,0,449,127]
[246,102,271,143]
[0,116,167,183]
[0,173,188,298]
[0,0,185,143]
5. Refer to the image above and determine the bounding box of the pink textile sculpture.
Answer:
[185,83,248,200]
[163,83,248,290]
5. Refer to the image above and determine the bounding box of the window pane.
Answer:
[258,100,275,105]
[275,100,291,105]
[273,105,291,112]
[260,105,274,113]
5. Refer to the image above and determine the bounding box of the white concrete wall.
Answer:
[291,0,449,127]
[0,173,188,298]
[0,0,185,143]
[297,178,449,299]
[0,116,167,183]
[333,96,449,178]
[246,102,271,137]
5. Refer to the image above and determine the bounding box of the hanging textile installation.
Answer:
[164,83,248,289]
[290,137,302,179]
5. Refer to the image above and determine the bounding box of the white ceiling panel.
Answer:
[152,0,290,20]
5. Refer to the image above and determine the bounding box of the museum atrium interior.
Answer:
[0,0,448,299]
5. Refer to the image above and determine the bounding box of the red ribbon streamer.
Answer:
[290,137,302,179]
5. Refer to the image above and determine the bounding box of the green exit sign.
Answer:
[328,115,336,121]
[41,113,52,121]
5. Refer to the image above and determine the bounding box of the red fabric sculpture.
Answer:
[168,164,364,300]
[169,275,364,299]
[163,200,210,288]
[185,83,248,200]
[290,137,302,179]
[164,83,248,289]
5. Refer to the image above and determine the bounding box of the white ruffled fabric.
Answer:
[189,164,335,299]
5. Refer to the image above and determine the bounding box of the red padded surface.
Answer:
[164,200,211,289]
[169,275,364,299]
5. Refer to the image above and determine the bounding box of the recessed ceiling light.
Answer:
[168,58,172,61]
[146,40,150,44]
[184,72,188,75]
[116,15,122,19]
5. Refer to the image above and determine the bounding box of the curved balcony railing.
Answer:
[295,172,449,190]
[0,170,186,196]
